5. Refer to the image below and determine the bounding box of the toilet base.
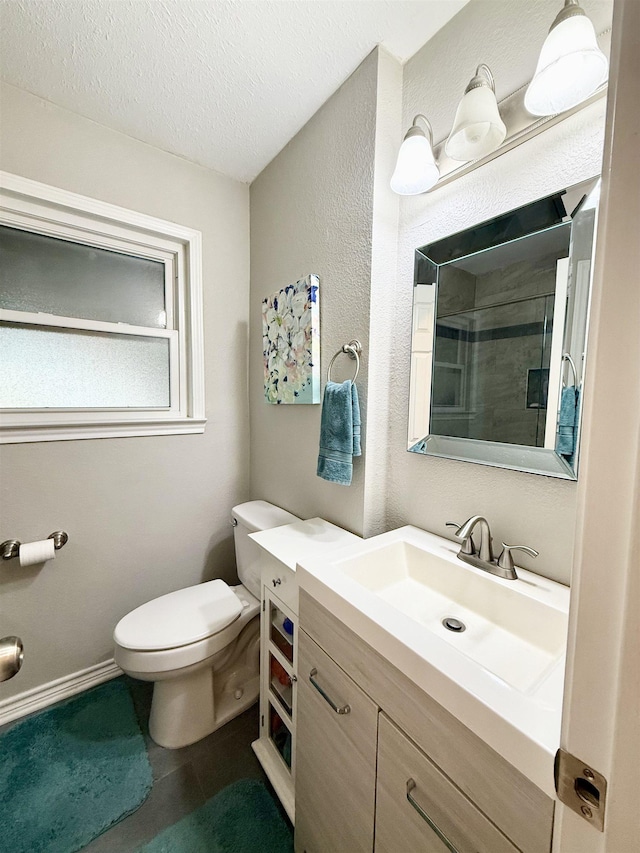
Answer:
[148,618,260,749]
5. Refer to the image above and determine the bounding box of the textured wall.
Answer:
[387,0,611,584]
[0,83,250,699]
[248,0,611,583]
[0,0,466,182]
[249,51,380,535]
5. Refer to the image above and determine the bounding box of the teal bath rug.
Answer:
[137,779,293,853]
[0,677,152,853]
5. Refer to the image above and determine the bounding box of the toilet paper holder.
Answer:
[1,531,68,561]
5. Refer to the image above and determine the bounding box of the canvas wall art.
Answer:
[262,274,320,404]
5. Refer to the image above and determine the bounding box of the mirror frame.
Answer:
[408,177,600,480]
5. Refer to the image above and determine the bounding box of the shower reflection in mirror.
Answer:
[408,177,599,480]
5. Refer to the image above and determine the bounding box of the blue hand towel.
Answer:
[556,385,580,458]
[317,380,361,486]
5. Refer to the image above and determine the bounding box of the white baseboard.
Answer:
[0,659,123,726]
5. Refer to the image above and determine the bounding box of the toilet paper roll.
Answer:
[19,539,56,567]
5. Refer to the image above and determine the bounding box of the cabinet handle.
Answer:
[309,668,351,715]
[406,779,460,853]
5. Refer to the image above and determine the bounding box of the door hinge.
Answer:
[261,714,264,728]
[554,748,607,832]
[262,599,266,613]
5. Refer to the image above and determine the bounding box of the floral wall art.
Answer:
[262,274,320,404]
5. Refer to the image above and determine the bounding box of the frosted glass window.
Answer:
[1,323,170,408]
[1,173,205,442]
[0,226,166,328]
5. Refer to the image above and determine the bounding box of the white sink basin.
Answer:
[296,525,570,796]
[336,540,567,694]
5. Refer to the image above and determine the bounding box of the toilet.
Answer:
[113,501,300,749]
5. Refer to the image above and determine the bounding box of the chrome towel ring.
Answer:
[562,352,578,387]
[327,339,362,384]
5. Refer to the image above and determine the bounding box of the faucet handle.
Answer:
[446,521,475,555]
[497,543,539,571]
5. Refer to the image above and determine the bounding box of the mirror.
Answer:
[408,177,599,479]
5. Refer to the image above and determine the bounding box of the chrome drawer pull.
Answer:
[406,779,460,853]
[309,668,351,715]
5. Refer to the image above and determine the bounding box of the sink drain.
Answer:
[442,617,466,633]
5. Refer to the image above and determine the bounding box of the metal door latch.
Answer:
[555,748,607,832]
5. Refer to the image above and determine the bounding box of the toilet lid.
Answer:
[114,579,242,651]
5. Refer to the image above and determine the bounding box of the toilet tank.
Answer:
[232,501,300,598]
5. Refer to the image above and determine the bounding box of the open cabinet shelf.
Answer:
[252,584,298,823]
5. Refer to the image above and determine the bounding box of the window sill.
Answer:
[0,417,207,444]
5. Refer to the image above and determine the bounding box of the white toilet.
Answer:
[113,501,300,749]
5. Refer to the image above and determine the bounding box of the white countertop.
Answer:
[249,517,361,569]
[296,525,570,798]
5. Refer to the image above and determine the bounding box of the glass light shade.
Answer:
[445,85,507,162]
[525,15,608,116]
[390,134,439,195]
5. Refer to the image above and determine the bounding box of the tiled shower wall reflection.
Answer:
[432,254,559,446]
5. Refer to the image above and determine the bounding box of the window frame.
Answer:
[0,171,206,443]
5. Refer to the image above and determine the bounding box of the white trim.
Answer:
[1,209,179,263]
[545,257,569,449]
[0,417,207,443]
[1,171,200,243]
[0,171,206,443]
[0,308,175,339]
[0,659,122,726]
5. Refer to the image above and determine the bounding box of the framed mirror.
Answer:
[407,177,599,479]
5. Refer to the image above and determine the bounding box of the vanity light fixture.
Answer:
[524,0,608,117]
[390,114,439,195]
[445,64,506,162]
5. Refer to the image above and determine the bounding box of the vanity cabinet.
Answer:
[250,518,362,824]
[296,589,555,853]
[253,565,298,823]
[295,630,378,853]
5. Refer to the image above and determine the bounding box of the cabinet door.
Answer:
[375,714,519,853]
[256,589,298,821]
[295,629,378,853]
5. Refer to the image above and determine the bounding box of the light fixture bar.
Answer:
[434,80,607,190]
[391,4,609,196]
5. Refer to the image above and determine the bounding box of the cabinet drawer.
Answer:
[261,552,298,612]
[295,629,378,853]
[376,713,519,853]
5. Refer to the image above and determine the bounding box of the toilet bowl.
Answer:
[114,501,300,748]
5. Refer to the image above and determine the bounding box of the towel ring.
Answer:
[327,339,362,384]
[562,352,578,387]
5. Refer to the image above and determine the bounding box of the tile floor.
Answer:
[75,678,289,851]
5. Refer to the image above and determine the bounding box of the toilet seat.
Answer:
[113,584,260,677]
[115,579,242,651]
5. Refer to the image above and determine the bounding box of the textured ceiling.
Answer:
[0,0,468,183]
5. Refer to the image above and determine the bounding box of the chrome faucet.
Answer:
[447,516,539,580]
[455,516,494,562]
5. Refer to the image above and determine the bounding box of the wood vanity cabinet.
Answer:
[295,589,555,853]
[295,630,378,853]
